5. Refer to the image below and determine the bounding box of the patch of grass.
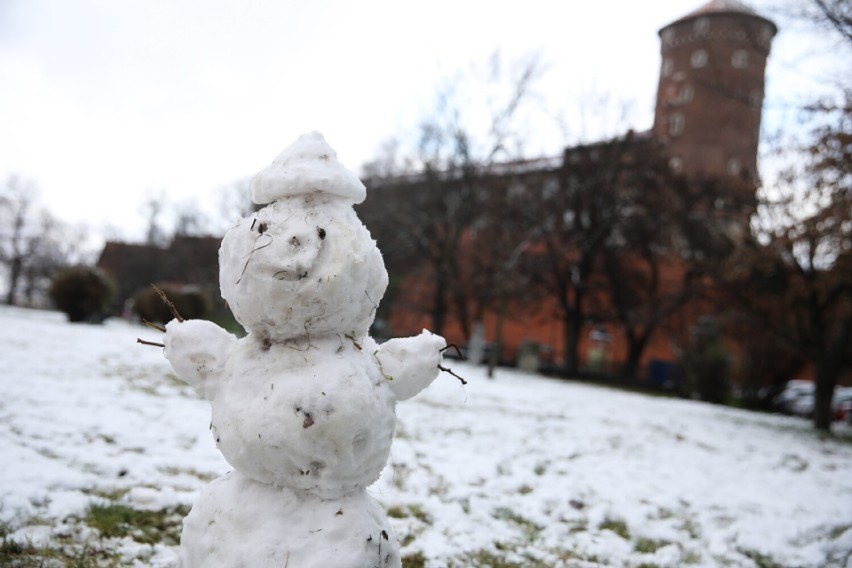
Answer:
[81,487,131,501]
[0,525,112,568]
[456,549,527,568]
[163,373,189,388]
[533,461,548,476]
[680,550,703,564]
[386,504,432,525]
[599,517,630,539]
[387,505,407,519]
[492,507,542,542]
[829,524,852,539]
[1,533,38,559]
[517,484,534,495]
[84,502,189,545]
[634,537,671,554]
[678,516,701,539]
[402,551,427,568]
[407,504,431,525]
[399,531,418,547]
[739,547,784,568]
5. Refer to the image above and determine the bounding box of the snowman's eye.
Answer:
[258,222,269,234]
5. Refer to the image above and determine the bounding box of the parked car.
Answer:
[790,393,815,418]
[774,380,814,415]
[775,382,852,422]
[833,388,852,423]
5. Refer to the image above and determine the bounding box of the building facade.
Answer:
[361,0,777,377]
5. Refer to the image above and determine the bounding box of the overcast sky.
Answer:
[0,0,845,244]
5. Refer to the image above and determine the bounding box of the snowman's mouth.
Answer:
[272,267,309,281]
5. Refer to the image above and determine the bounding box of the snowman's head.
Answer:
[218,133,388,342]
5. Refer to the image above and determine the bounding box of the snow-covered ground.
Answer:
[1,305,851,567]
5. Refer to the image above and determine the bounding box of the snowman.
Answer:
[161,132,447,567]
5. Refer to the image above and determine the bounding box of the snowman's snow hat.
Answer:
[250,131,366,205]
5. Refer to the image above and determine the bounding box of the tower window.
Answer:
[669,113,685,136]
[727,158,742,176]
[691,50,708,68]
[662,58,674,77]
[669,156,684,173]
[694,17,710,34]
[679,85,694,104]
[542,178,559,199]
[731,50,748,69]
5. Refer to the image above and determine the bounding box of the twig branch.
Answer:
[152,284,184,322]
[142,319,166,333]
[438,364,468,385]
[137,338,165,348]
[440,343,465,359]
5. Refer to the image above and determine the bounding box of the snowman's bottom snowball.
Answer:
[180,471,401,568]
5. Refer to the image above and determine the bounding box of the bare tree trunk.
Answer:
[431,267,447,336]
[622,332,649,379]
[813,360,834,431]
[487,293,507,378]
[563,314,582,376]
[5,256,22,305]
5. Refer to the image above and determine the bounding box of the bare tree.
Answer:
[792,0,852,46]
[720,91,851,431]
[361,53,550,341]
[595,139,700,379]
[0,175,82,306]
[215,177,257,233]
[173,201,210,237]
[526,133,670,376]
[141,193,169,247]
[0,176,36,305]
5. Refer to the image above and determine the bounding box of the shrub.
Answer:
[49,265,115,323]
[131,283,211,323]
[680,317,730,404]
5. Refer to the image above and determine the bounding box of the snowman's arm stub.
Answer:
[374,330,446,401]
[164,319,237,400]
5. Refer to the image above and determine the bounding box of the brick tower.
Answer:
[653,0,777,182]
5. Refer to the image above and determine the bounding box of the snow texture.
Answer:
[250,131,367,205]
[179,470,399,568]
[161,133,445,566]
[218,196,387,342]
[1,305,852,567]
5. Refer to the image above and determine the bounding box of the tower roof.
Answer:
[685,0,759,18]
[663,0,777,34]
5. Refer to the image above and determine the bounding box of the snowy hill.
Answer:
[1,305,850,567]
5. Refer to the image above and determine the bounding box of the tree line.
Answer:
[358,56,850,432]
